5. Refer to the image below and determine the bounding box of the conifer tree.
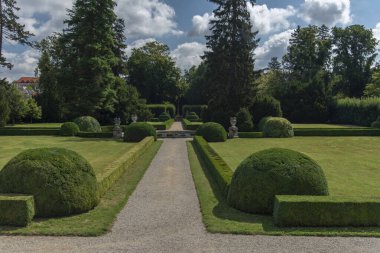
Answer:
[204,0,259,113]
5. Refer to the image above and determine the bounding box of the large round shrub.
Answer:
[236,108,254,132]
[196,122,227,142]
[263,117,294,138]
[74,116,101,133]
[251,95,282,124]
[60,122,80,136]
[158,112,171,122]
[258,116,272,131]
[0,148,99,217]
[227,148,329,214]
[124,122,157,142]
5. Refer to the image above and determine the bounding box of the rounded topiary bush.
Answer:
[124,122,157,142]
[74,116,102,133]
[258,116,272,131]
[60,122,80,136]
[186,112,200,122]
[196,122,227,142]
[371,117,380,128]
[0,148,99,217]
[227,148,329,214]
[158,112,171,122]
[263,117,294,138]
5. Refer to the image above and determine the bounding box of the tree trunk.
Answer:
[0,0,3,60]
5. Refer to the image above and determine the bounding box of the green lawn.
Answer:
[210,137,380,197]
[188,141,380,236]
[0,141,162,236]
[0,136,135,175]
[292,123,367,129]
[5,123,62,128]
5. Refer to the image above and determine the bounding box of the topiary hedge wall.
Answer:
[124,122,157,142]
[147,104,176,118]
[196,122,227,142]
[74,116,102,133]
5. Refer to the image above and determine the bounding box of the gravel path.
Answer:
[168,121,184,131]
[1,139,380,252]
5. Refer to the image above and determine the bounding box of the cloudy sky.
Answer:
[2,0,380,80]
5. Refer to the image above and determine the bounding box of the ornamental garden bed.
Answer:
[0,136,160,235]
[188,136,380,236]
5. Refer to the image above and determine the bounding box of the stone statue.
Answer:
[113,117,123,139]
[228,117,239,139]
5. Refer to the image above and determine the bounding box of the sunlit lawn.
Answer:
[210,137,380,197]
[292,123,368,129]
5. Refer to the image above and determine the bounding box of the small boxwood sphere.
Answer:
[158,112,171,122]
[74,116,102,133]
[263,117,294,138]
[124,122,157,142]
[196,122,227,142]
[60,122,80,136]
[0,148,99,217]
[227,148,329,214]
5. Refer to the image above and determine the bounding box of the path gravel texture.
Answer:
[168,121,184,131]
[1,138,380,252]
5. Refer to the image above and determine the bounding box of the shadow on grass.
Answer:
[190,141,380,236]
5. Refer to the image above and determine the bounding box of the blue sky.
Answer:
[2,0,380,80]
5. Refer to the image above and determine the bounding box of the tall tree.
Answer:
[184,63,209,105]
[204,0,259,113]
[0,79,10,126]
[364,65,380,97]
[0,0,33,68]
[332,25,378,97]
[57,0,123,119]
[127,41,181,104]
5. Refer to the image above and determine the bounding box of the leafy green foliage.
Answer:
[274,195,380,227]
[74,116,102,133]
[147,104,176,118]
[196,122,227,142]
[211,111,231,130]
[236,108,254,132]
[186,112,201,122]
[127,41,181,104]
[0,0,34,69]
[371,117,380,128]
[333,97,380,126]
[364,66,380,97]
[0,195,35,227]
[227,148,329,214]
[182,105,207,118]
[124,123,157,142]
[60,122,80,136]
[0,84,10,127]
[263,117,294,138]
[182,119,203,130]
[332,25,378,97]
[0,148,99,217]
[183,64,209,105]
[250,95,282,124]
[204,0,258,113]
[158,112,171,122]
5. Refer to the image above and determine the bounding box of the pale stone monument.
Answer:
[113,117,123,139]
[228,117,239,139]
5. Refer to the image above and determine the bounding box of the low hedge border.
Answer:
[96,137,155,197]
[239,132,265,138]
[148,119,175,130]
[294,128,380,137]
[193,136,233,197]
[77,132,114,138]
[274,195,380,227]
[0,195,35,227]
[182,119,203,130]
[0,129,60,136]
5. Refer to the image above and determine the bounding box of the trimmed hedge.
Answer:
[236,108,254,132]
[186,112,201,122]
[124,122,157,142]
[371,117,380,128]
[77,132,114,138]
[0,129,60,136]
[263,117,294,138]
[239,132,265,138]
[158,112,171,122]
[193,136,233,197]
[196,122,227,142]
[182,119,203,131]
[149,119,174,130]
[227,148,329,214]
[333,97,380,126]
[0,148,99,218]
[294,128,380,136]
[0,195,35,227]
[274,195,380,227]
[74,116,102,133]
[97,137,155,196]
[147,104,176,117]
[258,116,272,131]
[182,105,208,118]
[60,122,80,136]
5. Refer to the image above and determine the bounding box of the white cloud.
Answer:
[190,13,214,36]
[300,0,352,26]
[374,23,380,41]
[247,3,296,35]
[125,38,157,57]
[254,30,293,69]
[171,42,206,71]
[1,49,40,81]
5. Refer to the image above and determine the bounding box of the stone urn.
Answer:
[113,117,123,139]
[228,117,239,139]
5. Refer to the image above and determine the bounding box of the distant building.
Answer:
[13,77,39,96]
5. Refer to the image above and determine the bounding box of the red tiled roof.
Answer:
[15,77,39,84]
